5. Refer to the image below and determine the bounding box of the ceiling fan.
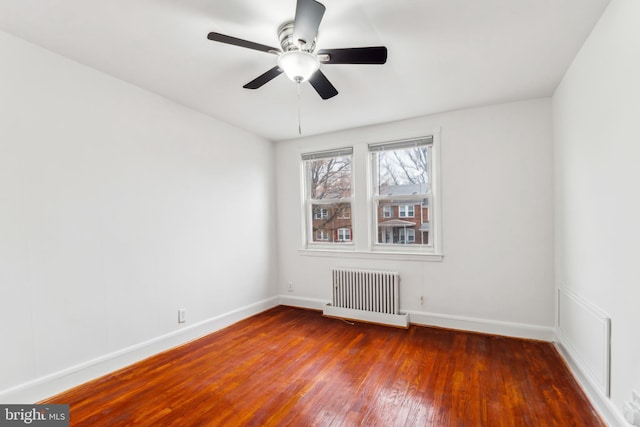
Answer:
[207,0,388,100]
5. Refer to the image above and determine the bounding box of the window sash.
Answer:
[370,137,433,249]
[303,149,353,248]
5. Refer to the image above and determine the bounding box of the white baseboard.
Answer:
[280,295,554,341]
[0,297,279,404]
[406,310,555,341]
[554,335,626,427]
[279,294,327,311]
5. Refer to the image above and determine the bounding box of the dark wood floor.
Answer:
[42,306,604,426]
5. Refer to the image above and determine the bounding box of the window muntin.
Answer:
[371,138,433,248]
[303,149,353,246]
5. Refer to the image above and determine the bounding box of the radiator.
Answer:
[331,268,400,315]
[557,288,611,396]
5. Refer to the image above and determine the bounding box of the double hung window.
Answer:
[302,148,353,246]
[301,135,440,256]
[370,137,433,248]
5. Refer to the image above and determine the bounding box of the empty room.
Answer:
[0,0,638,425]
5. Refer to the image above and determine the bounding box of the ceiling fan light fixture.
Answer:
[278,51,319,83]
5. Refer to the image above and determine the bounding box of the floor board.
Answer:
[42,306,604,426]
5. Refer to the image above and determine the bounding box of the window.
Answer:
[338,207,351,219]
[398,205,415,218]
[398,228,415,243]
[371,137,434,249]
[337,228,352,241]
[315,230,329,241]
[302,148,353,246]
[301,134,441,258]
[314,207,328,219]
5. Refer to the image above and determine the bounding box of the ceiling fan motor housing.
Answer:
[278,21,316,53]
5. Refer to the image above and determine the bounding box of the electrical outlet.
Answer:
[419,296,424,305]
[178,308,186,323]
[288,281,294,292]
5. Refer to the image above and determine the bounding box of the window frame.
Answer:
[369,135,442,256]
[301,147,354,249]
[299,133,442,260]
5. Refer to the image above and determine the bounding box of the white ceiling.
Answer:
[0,0,609,141]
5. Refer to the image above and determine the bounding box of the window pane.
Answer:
[376,199,429,245]
[374,146,430,196]
[372,143,432,248]
[311,202,352,243]
[309,156,352,199]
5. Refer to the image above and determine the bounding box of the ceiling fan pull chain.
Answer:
[297,82,302,135]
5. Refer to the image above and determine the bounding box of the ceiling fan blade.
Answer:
[309,70,338,100]
[317,47,388,64]
[293,0,326,49]
[207,32,280,54]
[243,66,284,89]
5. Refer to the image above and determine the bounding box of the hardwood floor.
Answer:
[41,306,604,426]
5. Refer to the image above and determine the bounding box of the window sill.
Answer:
[298,248,443,262]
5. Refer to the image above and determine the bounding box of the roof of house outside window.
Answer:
[380,183,430,196]
[379,219,416,227]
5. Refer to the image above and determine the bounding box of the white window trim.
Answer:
[298,131,442,260]
[369,133,442,256]
[301,147,355,250]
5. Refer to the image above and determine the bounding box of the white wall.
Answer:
[0,31,277,401]
[553,0,640,422]
[276,98,555,338]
